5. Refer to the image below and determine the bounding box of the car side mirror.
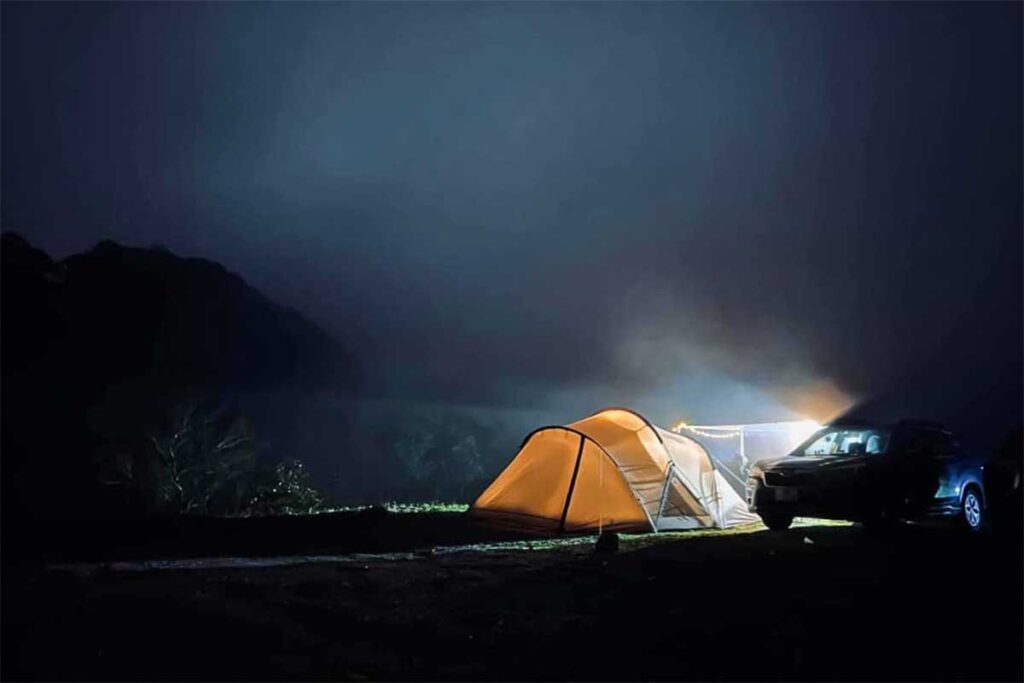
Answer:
[848,442,866,457]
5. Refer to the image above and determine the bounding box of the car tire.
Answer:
[760,514,793,531]
[961,486,985,533]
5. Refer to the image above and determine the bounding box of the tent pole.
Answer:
[559,434,586,533]
[655,463,673,528]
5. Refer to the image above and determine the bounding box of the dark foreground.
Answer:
[3,515,1022,681]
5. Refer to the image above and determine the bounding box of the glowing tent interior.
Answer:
[470,407,759,534]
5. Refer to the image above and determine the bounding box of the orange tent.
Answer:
[470,407,757,534]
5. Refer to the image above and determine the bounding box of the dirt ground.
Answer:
[3,516,1021,681]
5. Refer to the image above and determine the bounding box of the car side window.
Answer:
[894,430,930,456]
[896,429,956,457]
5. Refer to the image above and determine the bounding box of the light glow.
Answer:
[673,419,821,443]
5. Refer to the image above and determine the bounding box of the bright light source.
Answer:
[786,419,822,444]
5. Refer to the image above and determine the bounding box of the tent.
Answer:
[470,407,759,534]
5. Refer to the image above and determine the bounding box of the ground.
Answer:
[3,512,1021,681]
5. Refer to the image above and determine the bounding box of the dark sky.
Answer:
[3,2,1021,437]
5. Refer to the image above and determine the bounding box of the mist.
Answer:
[3,1,1020,454]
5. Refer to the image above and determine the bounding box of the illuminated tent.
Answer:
[470,407,758,534]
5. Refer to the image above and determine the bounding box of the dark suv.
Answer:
[747,420,986,532]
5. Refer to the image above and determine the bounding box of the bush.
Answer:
[244,460,325,516]
[97,399,327,516]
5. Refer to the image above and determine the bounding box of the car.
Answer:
[746,419,987,532]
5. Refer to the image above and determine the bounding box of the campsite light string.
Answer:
[672,422,743,440]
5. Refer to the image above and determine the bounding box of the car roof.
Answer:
[822,418,951,433]
[822,418,891,430]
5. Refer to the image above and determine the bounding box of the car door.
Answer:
[859,436,898,513]
[929,432,964,511]
[892,429,944,515]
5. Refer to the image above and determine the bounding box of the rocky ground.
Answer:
[3,514,1021,681]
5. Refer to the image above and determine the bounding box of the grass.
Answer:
[273,501,855,559]
[312,503,853,556]
[320,501,471,515]
[421,516,855,557]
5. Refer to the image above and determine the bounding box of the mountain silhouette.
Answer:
[1,232,359,518]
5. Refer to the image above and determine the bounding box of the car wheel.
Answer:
[962,487,985,533]
[760,514,793,531]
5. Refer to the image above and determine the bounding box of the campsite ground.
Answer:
[3,512,1022,681]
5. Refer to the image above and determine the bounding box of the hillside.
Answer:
[1,233,358,518]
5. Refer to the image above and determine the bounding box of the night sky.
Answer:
[3,2,1021,442]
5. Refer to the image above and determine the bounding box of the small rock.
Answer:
[803,536,814,545]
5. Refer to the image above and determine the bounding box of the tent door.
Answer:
[654,463,718,531]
